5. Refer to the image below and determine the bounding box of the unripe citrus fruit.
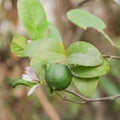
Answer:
[45,64,72,91]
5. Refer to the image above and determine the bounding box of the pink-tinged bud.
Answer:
[27,40,32,44]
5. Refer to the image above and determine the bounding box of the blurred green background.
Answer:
[0,0,120,120]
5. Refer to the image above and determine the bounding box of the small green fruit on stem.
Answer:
[45,64,72,91]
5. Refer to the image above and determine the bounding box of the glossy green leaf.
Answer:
[12,79,36,88]
[67,9,105,31]
[47,23,62,42]
[70,59,109,78]
[17,0,48,40]
[10,35,27,57]
[24,38,66,63]
[30,59,45,80]
[72,77,99,97]
[67,9,119,47]
[100,76,120,109]
[100,76,120,96]
[67,41,103,66]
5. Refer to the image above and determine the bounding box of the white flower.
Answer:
[22,66,40,96]
[27,84,40,96]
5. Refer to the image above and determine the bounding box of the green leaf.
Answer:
[67,9,119,48]
[67,9,105,31]
[30,59,45,80]
[101,31,120,48]
[100,76,120,110]
[100,76,120,96]
[24,38,66,63]
[12,79,36,88]
[47,23,62,42]
[72,77,99,97]
[17,0,48,40]
[10,35,27,57]
[67,41,103,66]
[70,59,109,78]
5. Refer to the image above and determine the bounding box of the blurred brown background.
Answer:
[0,0,120,120]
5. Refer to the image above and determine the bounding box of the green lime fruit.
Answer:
[45,64,72,91]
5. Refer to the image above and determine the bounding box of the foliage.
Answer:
[17,0,48,40]
[23,38,66,63]
[11,0,118,98]
[72,77,99,97]
[10,35,27,57]
[67,9,119,48]
[12,79,36,88]
[66,41,103,66]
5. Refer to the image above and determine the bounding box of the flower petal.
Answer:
[25,66,38,81]
[22,74,32,81]
[32,72,38,81]
[27,84,40,96]
[25,66,33,74]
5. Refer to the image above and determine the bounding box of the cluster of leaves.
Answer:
[11,0,113,97]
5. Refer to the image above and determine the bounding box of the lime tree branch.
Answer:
[103,55,120,60]
[62,89,120,104]
[55,92,86,104]
[77,0,90,7]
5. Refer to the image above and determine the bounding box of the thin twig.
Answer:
[77,0,90,7]
[103,55,120,60]
[62,98,86,104]
[88,94,120,102]
[64,89,120,104]
[64,89,89,101]
[55,92,85,104]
